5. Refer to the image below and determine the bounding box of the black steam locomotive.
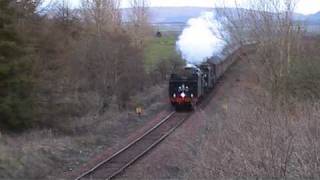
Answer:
[169,45,246,110]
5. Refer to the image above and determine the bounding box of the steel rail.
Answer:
[75,111,178,180]
[106,112,188,180]
[74,43,257,180]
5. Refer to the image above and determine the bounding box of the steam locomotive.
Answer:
[169,45,247,110]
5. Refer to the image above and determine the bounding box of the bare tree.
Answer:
[81,0,121,34]
[126,0,152,49]
[70,0,149,111]
[217,0,303,103]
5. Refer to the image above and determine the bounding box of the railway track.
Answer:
[75,111,190,180]
[74,45,255,180]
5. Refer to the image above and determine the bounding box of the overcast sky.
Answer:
[48,0,320,15]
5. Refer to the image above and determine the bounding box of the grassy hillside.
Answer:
[144,35,182,73]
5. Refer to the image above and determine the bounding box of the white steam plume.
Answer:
[176,11,228,65]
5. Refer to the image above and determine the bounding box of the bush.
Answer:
[288,55,320,100]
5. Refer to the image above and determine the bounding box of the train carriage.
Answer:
[199,63,215,92]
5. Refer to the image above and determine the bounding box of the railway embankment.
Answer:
[122,38,320,179]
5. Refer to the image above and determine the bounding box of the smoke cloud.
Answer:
[176,11,228,65]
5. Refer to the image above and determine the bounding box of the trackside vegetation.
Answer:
[0,1,181,132]
[0,0,33,130]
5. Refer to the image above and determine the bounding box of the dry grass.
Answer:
[179,97,320,179]
[173,52,320,179]
[0,84,168,179]
[124,46,320,179]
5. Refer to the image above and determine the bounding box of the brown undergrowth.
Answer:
[0,84,168,179]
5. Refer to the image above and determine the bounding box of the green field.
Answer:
[144,35,183,72]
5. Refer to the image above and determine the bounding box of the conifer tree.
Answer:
[0,0,33,130]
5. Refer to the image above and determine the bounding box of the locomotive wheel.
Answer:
[189,102,196,111]
[189,104,194,111]
[174,104,193,111]
[174,105,182,111]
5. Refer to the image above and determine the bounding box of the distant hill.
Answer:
[305,12,320,24]
[123,7,320,25]
[148,7,214,24]
[122,7,214,24]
